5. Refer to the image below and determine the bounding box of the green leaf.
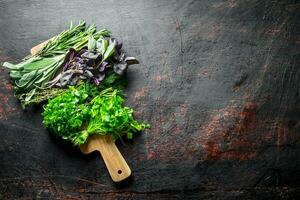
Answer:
[88,36,97,52]
[3,62,17,70]
[16,70,38,88]
[3,56,41,71]
[25,88,36,102]
[42,83,150,146]
[127,132,133,139]
[96,38,108,56]
[9,71,22,80]
[22,57,56,71]
[102,41,115,61]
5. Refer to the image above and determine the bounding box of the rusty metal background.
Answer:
[0,0,300,199]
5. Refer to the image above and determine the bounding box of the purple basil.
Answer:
[52,36,139,88]
[124,57,139,65]
[94,73,105,85]
[98,61,108,72]
[113,63,127,75]
[81,51,98,59]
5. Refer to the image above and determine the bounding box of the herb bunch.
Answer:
[3,20,150,145]
[38,21,110,57]
[3,21,110,107]
[42,85,90,141]
[42,83,149,146]
[47,36,138,88]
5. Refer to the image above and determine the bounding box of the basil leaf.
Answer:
[87,37,97,52]
[102,41,115,61]
[96,38,108,56]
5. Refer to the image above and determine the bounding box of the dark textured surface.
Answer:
[0,0,300,199]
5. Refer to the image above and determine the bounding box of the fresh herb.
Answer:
[48,37,138,88]
[3,21,111,107]
[3,20,150,146]
[42,86,90,141]
[20,88,67,106]
[38,21,110,57]
[42,84,149,146]
[3,54,65,107]
[84,89,149,143]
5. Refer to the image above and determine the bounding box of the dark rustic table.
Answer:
[0,0,300,199]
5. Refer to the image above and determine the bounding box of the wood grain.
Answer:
[30,36,57,56]
[80,135,131,182]
[30,39,50,55]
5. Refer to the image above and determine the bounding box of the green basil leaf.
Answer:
[96,38,108,56]
[87,37,97,52]
[102,41,115,61]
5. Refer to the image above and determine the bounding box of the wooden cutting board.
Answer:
[80,135,131,182]
[30,39,131,182]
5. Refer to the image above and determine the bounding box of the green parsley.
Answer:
[42,84,149,146]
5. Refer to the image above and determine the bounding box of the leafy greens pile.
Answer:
[43,84,149,145]
[2,21,149,146]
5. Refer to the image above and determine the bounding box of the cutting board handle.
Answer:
[30,39,50,55]
[31,36,58,56]
[94,135,131,182]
